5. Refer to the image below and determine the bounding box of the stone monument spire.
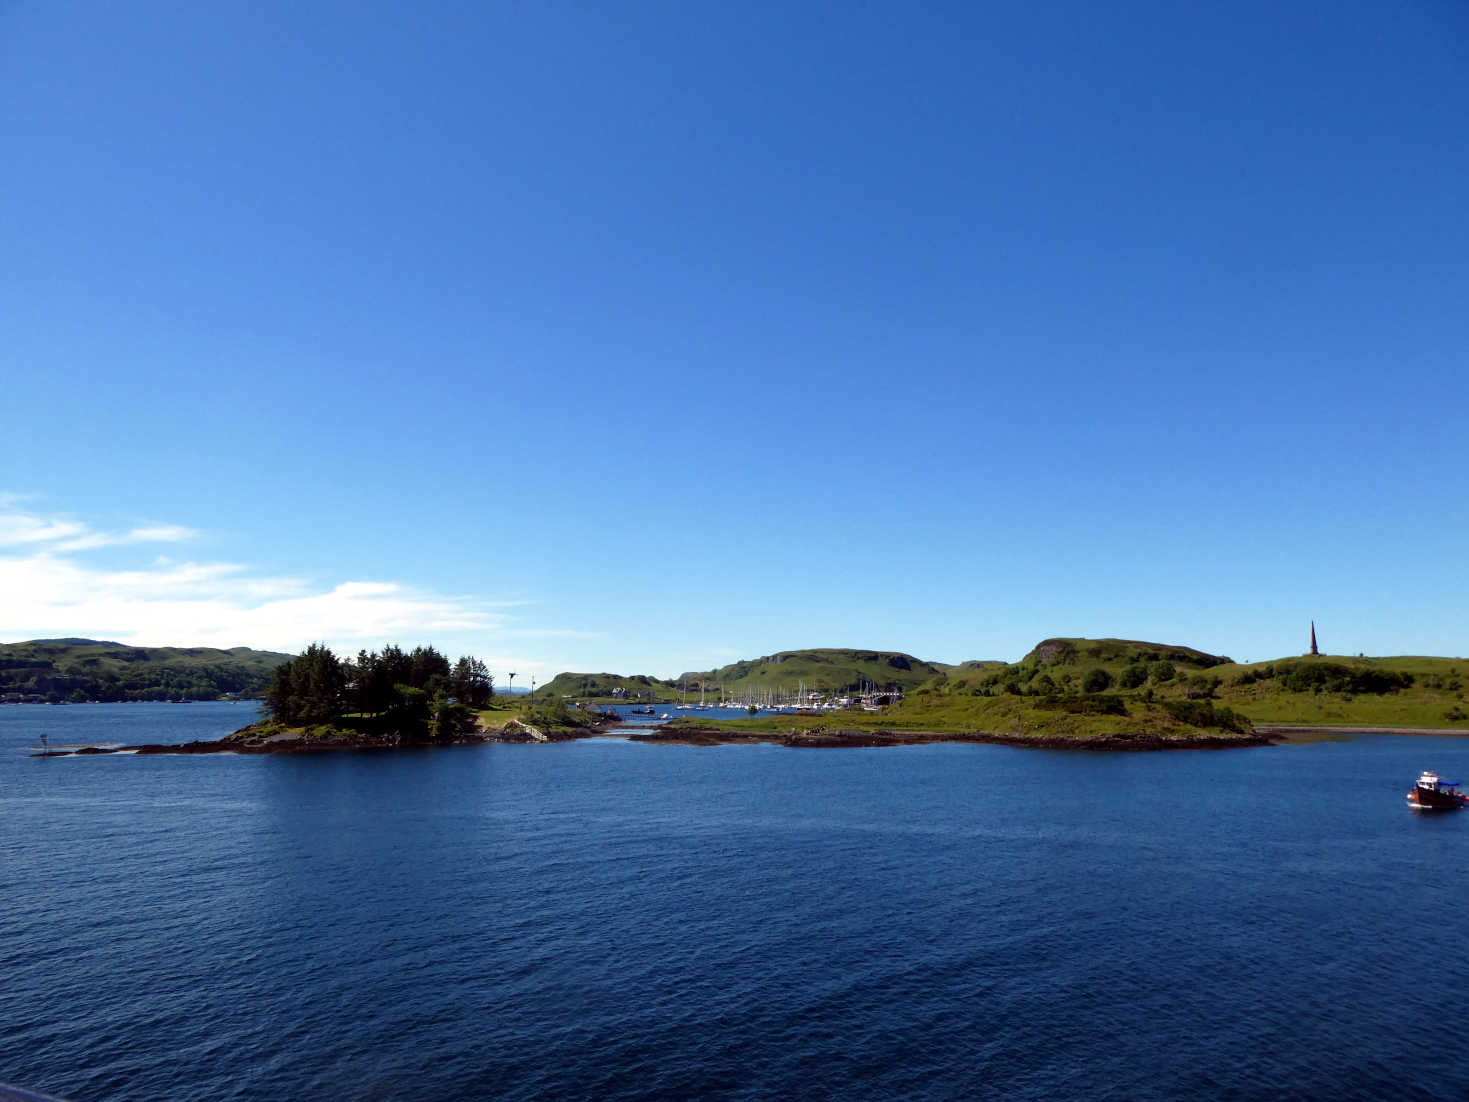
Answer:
[1309,621,1319,656]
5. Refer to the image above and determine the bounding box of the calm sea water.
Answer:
[3,703,1468,1101]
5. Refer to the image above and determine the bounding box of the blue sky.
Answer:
[4,1,1467,679]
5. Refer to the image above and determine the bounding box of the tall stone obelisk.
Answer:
[1309,621,1319,656]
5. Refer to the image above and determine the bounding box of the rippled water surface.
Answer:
[4,703,1468,1100]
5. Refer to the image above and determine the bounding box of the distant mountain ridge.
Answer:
[28,637,128,648]
[0,639,294,702]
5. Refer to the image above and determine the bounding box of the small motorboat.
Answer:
[1406,771,1469,810]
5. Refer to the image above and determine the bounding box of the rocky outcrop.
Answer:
[632,723,1276,751]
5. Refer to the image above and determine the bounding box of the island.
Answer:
[561,636,1469,749]
[27,634,1469,756]
[31,643,618,756]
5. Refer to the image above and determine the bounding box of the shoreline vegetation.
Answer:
[21,636,1469,756]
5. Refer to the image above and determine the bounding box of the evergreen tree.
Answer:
[450,656,493,707]
[264,643,344,725]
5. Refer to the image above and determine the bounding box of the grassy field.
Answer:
[1213,655,1468,728]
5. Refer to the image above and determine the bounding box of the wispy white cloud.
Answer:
[54,526,201,552]
[0,514,87,546]
[0,548,500,652]
[0,501,581,675]
[0,502,199,552]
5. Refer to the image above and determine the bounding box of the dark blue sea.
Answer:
[4,703,1468,1101]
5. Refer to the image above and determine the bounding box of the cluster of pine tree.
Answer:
[264,643,495,740]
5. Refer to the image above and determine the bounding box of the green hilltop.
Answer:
[677,648,945,694]
[541,648,951,704]
[536,671,681,702]
[0,638,294,703]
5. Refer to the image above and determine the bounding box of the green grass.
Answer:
[1211,655,1469,728]
[476,696,612,735]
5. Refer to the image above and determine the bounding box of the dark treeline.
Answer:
[264,643,495,740]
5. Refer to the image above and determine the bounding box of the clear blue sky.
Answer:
[4,1,1467,680]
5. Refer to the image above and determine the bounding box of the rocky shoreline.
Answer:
[1253,724,1469,738]
[53,717,1434,757]
[633,724,1279,751]
[29,713,623,756]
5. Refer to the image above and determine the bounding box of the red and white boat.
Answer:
[1406,771,1469,811]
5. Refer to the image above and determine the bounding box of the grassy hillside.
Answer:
[1210,655,1468,728]
[542,649,944,704]
[902,638,1469,734]
[932,659,1007,676]
[676,648,942,695]
[663,637,1469,743]
[0,638,294,702]
[1021,637,1233,669]
[536,671,681,702]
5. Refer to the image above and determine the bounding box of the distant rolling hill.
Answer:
[540,649,944,703]
[535,671,680,702]
[0,638,294,703]
[678,648,944,695]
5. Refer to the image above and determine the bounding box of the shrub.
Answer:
[1159,700,1250,733]
[1119,663,1149,690]
[1036,694,1128,716]
[1277,662,1413,695]
[1083,668,1114,694]
[1184,675,1221,699]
